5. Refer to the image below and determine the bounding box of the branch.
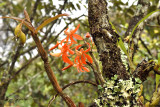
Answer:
[48,80,97,107]
[124,0,150,38]
[31,32,76,107]
[30,0,41,22]
[8,45,23,75]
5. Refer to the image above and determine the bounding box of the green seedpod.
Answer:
[19,31,26,44]
[14,24,21,37]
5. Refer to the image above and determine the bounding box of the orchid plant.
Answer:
[0,10,95,106]
[49,24,93,72]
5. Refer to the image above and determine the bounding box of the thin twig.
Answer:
[8,45,23,75]
[0,55,39,87]
[48,80,97,107]
[83,39,105,85]
[139,37,152,57]
[7,71,43,97]
[30,0,41,22]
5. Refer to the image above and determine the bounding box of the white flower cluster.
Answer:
[94,75,141,107]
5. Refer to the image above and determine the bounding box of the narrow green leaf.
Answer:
[156,53,160,91]
[35,14,68,33]
[0,16,35,33]
[118,38,128,56]
[129,9,160,39]
[109,20,118,33]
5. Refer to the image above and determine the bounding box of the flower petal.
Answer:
[73,34,83,40]
[71,24,80,34]
[70,35,77,43]
[82,66,90,72]
[80,67,85,72]
[50,52,61,57]
[62,64,73,71]
[60,38,66,44]
[68,49,74,55]
[81,54,86,64]
[74,56,78,64]
[62,54,73,64]
[84,53,93,63]
[76,65,80,72]
[49,41,59,51]
[75,44,82,50]
[84,43,91,52]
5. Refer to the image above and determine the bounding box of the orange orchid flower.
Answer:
[62,24,83,44]
[49,25,93,72]
[74,62,90,72]
[73,43,93,72]
[49,43,74,70]
[75,43,93,64]
[49,43,74,64]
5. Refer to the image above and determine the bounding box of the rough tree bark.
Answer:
[88,0,129,80]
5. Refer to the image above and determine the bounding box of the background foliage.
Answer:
[0,0,160,106]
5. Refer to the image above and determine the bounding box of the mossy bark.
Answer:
[88,0,129,80]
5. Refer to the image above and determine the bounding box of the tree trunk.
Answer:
[88,0,129,80]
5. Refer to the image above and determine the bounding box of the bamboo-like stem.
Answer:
[31,32,76,107]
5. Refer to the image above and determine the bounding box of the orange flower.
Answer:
[49,43,74,70]
[73,43,93,72]
[75,43,93,64]
[74,62,90,72]
[62,64,73,71]
[62,24,83,44]
[50,43,74,64]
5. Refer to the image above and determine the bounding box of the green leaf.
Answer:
[109,20,118,33]
[118,38,128,56]
[35,14,68,33]
[156,53,160,91]
[129,9,160,39]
